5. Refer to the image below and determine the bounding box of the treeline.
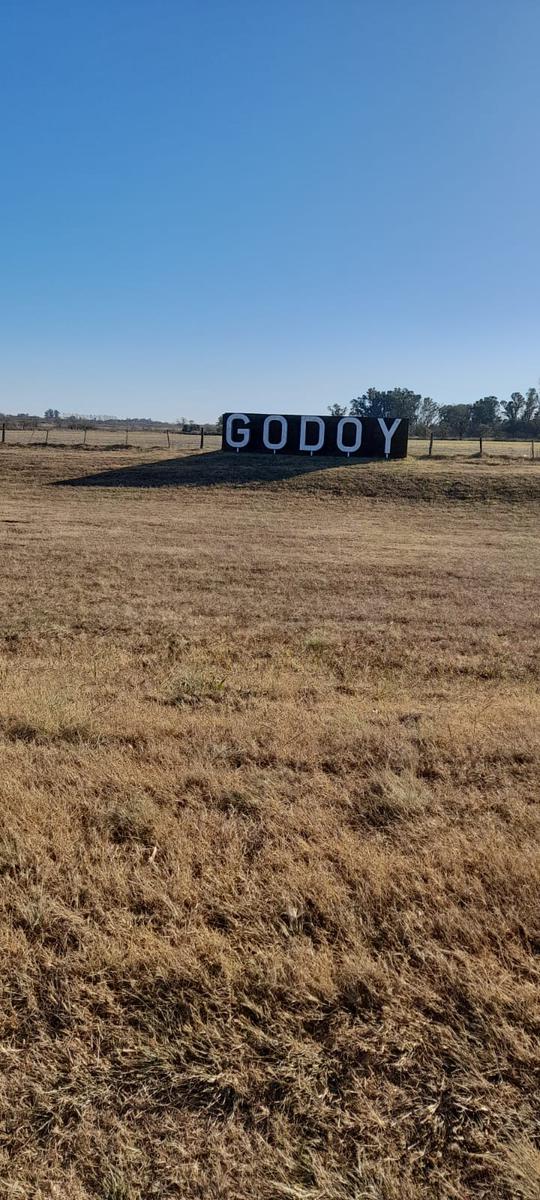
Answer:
[2,389,540,440]
[0,410,220,434]
[329,388,540,439]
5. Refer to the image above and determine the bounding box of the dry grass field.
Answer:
[0,446,539,1200]
[2,429,219,453]
[2,428,537,461]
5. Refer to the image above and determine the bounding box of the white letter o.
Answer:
[263,415,287,452]
[337,417,362,455]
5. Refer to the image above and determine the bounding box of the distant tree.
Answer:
[44,408,60,421]
[350,388,423,423]
[415,397,439,434]
[438,404,473,439]
[215,415,223,432]
[471,396,499,433]
[502,392,525,431]
[327,403,348,417]
[350,389,386,418]
[498,388,540,437]
[523,388,539,423]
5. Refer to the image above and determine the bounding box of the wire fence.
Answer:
[0,425,537,459]
[0,425,222,452]
[408,435,537,460]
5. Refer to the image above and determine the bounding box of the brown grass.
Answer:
[4,428,537,462]
[0,447,539,1199]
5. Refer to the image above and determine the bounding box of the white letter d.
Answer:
[299,416,325,455]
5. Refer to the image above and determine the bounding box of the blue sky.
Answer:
[1,0,539,422]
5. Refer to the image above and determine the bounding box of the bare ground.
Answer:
[0,448,539,1199]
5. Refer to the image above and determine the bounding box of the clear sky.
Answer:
[1,0,539,422]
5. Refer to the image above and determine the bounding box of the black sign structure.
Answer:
[222,412,408,459]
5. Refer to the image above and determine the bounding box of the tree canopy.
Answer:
[328,387,540,438]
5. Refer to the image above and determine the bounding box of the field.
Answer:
[1,427,537,460]
[1,429,220,453]
[0,447,539,1199]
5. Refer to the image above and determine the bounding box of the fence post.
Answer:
[83,427,88,445]
[532,440,535,460]
[45,428,49,445]
[125,427,129,447]
[1,423,5,444]
[166,430,170,448]
[428,431,434,457]
[479,435,483,456]
[200,426,204,450]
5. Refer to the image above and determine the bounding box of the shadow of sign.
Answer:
[53,450,387,490]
